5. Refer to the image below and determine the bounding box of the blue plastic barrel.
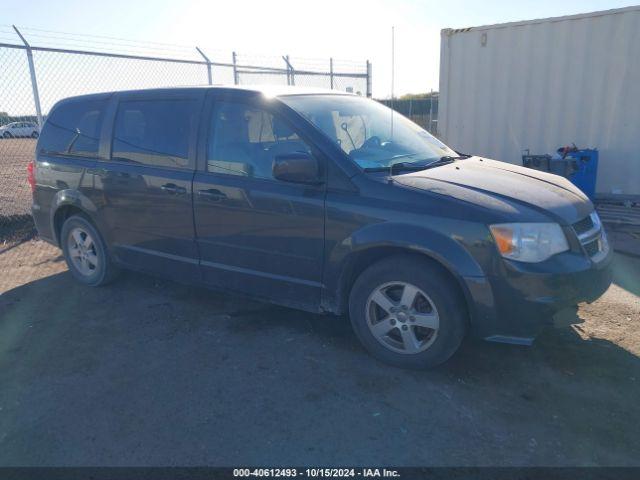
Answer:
[566,149,598,201]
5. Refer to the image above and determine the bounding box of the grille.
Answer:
[583,239,600,257]
[572,215,594,236]
[572,213,606,259]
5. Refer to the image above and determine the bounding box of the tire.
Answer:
[31,131,39,139]
[3,131,12,138]
[349,255,467,369]
[60,214,119,286]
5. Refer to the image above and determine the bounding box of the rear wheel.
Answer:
[349,255,467,369]
[61,215,119,286]
[31,131,39,139]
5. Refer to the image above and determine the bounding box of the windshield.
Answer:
[279,94,457,170]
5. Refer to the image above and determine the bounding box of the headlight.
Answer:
[489,223,569,263]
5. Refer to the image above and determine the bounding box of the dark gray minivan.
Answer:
[30,86,613,368]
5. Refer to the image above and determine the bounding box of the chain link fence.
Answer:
[0,30,371,251]
[378,96,438,135]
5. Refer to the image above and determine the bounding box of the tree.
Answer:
[399,92,438,100]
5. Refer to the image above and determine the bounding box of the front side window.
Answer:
[279,95,456,170]
[112,99,196,169]
[39,99,107,157]
[207,99,312,180]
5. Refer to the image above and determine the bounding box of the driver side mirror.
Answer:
[272,152,321,184]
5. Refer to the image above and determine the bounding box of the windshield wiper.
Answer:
[362,153,469,173]
[363,162,429,173]
[390,161,430,173]
[441,154,471,161]
[421,154,470,169]
[361,153,425,173]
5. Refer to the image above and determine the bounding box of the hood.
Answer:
[392,157,592,224]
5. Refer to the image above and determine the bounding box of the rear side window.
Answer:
[39,99,107,157]
[112,99,196,169]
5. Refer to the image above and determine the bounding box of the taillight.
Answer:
[27,160,36,193]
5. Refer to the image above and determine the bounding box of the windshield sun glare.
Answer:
[279,95,457,171]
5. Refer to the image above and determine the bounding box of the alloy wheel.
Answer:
[67,227,99,276]
[365,281,439,354]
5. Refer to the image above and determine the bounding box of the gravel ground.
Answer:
[0,240,639,466]
[0,138,35,219]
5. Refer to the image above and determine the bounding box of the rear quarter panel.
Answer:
[33,155,102,243]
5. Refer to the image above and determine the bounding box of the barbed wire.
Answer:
[0,24,369,72]
[5,25,199,49]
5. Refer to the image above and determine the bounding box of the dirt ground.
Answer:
[0,138,35,219]
[0,240,639,466]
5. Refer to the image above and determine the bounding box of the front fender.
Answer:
[334,221,486,277]
[323,222,495,327]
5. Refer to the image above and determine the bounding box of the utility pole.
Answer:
[390,26,395,137]
[391,26,395,104]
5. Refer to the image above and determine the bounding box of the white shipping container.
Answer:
[438,6,640,198]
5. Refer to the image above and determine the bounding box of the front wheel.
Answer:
[31,131,39,139]
[3,131,12,138]
[349,255,467,369]
[61,215,119,286]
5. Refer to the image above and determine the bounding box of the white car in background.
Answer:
[0,121,39,138]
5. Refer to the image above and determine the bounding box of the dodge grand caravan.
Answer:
[30,86,613,368]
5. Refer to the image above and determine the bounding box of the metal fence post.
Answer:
[290,59,295,86]
[196,47,213,85]
[287,56,291,85]
[232,52,239,85]
[13,26,43,128]
[329,58,334,90]
[283,55,295,86]
[366,60,372,98]
[285,57,290,85]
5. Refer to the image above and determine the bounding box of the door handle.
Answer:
[197,188,227,201]
[161,183,187,195]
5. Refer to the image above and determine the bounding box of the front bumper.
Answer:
[466,247,613,343]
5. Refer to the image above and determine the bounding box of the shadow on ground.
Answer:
[0,256,639,466]
[611,252,640,296]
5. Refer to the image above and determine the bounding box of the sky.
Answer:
[1,0,638,98]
